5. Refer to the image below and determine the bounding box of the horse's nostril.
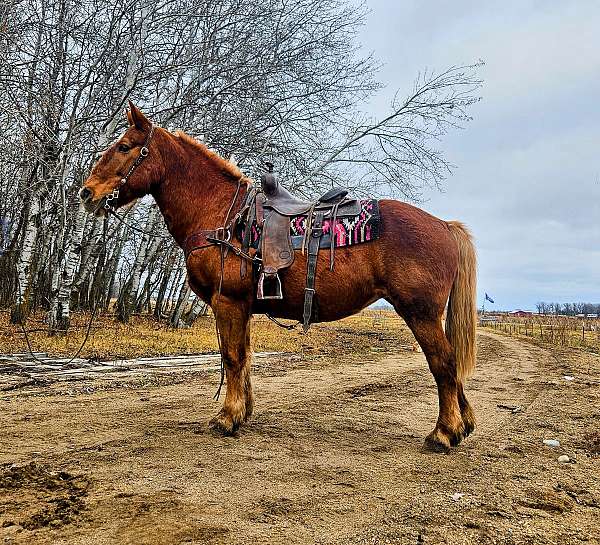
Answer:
[79,187,92,202]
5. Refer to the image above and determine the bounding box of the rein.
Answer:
[107,208,170,239]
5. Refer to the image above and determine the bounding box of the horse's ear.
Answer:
[128,101,151,131]
[126,108,134,126]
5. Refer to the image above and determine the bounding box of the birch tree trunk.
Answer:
[169,280,192,328]
[73,217,103,299]
[164,255,186,316]
[184,297,208,326]
[153,248,177,319]
[49,201,87,333]
[116,205,159,322]
[102,225,128,311]
[10,191,40,323]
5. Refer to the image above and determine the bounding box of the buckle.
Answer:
[140,146,149,157]
[214,227,231,242]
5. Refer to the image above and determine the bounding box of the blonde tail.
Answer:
[445,221,477,381]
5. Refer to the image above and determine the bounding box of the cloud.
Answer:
[360,0,600,308]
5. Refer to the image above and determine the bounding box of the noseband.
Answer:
[105,124,155,210]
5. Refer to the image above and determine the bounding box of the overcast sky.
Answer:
[358,1,599,310]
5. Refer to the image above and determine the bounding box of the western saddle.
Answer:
[247,164,362,331]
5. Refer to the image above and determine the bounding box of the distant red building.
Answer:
[510,309,533,317]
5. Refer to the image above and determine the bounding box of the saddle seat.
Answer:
[263,181,359,216]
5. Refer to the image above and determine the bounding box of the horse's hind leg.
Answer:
[457,382,476,437]
[405,316,466,452]
[209,296,253,435]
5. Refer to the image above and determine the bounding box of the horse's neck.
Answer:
[151,137,243,247]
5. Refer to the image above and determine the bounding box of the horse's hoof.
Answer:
[424,430,451,453]
[208,413,239,436]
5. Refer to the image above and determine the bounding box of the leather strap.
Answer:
[329,201,340,271]
[256,194,265,226]
[182,231,214,260]
[303,211,324,332]
[240,189,258,278]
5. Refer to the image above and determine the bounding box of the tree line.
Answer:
[0,0,482,334]
[535,302,600,316]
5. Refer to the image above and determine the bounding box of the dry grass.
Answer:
[0,309,414,361]
[481,315,600,354]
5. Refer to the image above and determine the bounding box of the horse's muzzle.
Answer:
[79,187,93,203]
[79,188,107,216]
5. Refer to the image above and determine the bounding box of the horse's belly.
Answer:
[252,244,385,322]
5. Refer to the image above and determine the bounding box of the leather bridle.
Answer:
[104,124,155,211]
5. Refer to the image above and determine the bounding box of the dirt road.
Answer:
[1,330,599,544]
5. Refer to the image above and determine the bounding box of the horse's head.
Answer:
[80,102,162,215]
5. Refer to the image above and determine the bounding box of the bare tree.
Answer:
[0,0,483,333]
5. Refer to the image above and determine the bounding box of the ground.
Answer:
[0,317,599,545]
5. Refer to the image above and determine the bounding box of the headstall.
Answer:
[104,124,155,211]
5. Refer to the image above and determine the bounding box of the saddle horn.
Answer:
[260,162,278,197]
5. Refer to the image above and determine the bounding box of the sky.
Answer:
[358,1,600,310]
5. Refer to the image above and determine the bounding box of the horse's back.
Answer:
[255,199,460,322]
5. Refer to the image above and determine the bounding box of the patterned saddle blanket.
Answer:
[247,199,381,251]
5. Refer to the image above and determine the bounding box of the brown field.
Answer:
[1,311,599,544]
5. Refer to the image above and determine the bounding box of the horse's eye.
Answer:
[118,144,130,153]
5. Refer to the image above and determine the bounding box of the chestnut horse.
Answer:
[81,103,477,452]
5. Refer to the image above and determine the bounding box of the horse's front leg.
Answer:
[209,296,253,435]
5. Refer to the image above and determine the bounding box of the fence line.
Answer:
[480,315,600,352]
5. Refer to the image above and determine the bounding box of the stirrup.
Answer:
[257,270,283,299]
